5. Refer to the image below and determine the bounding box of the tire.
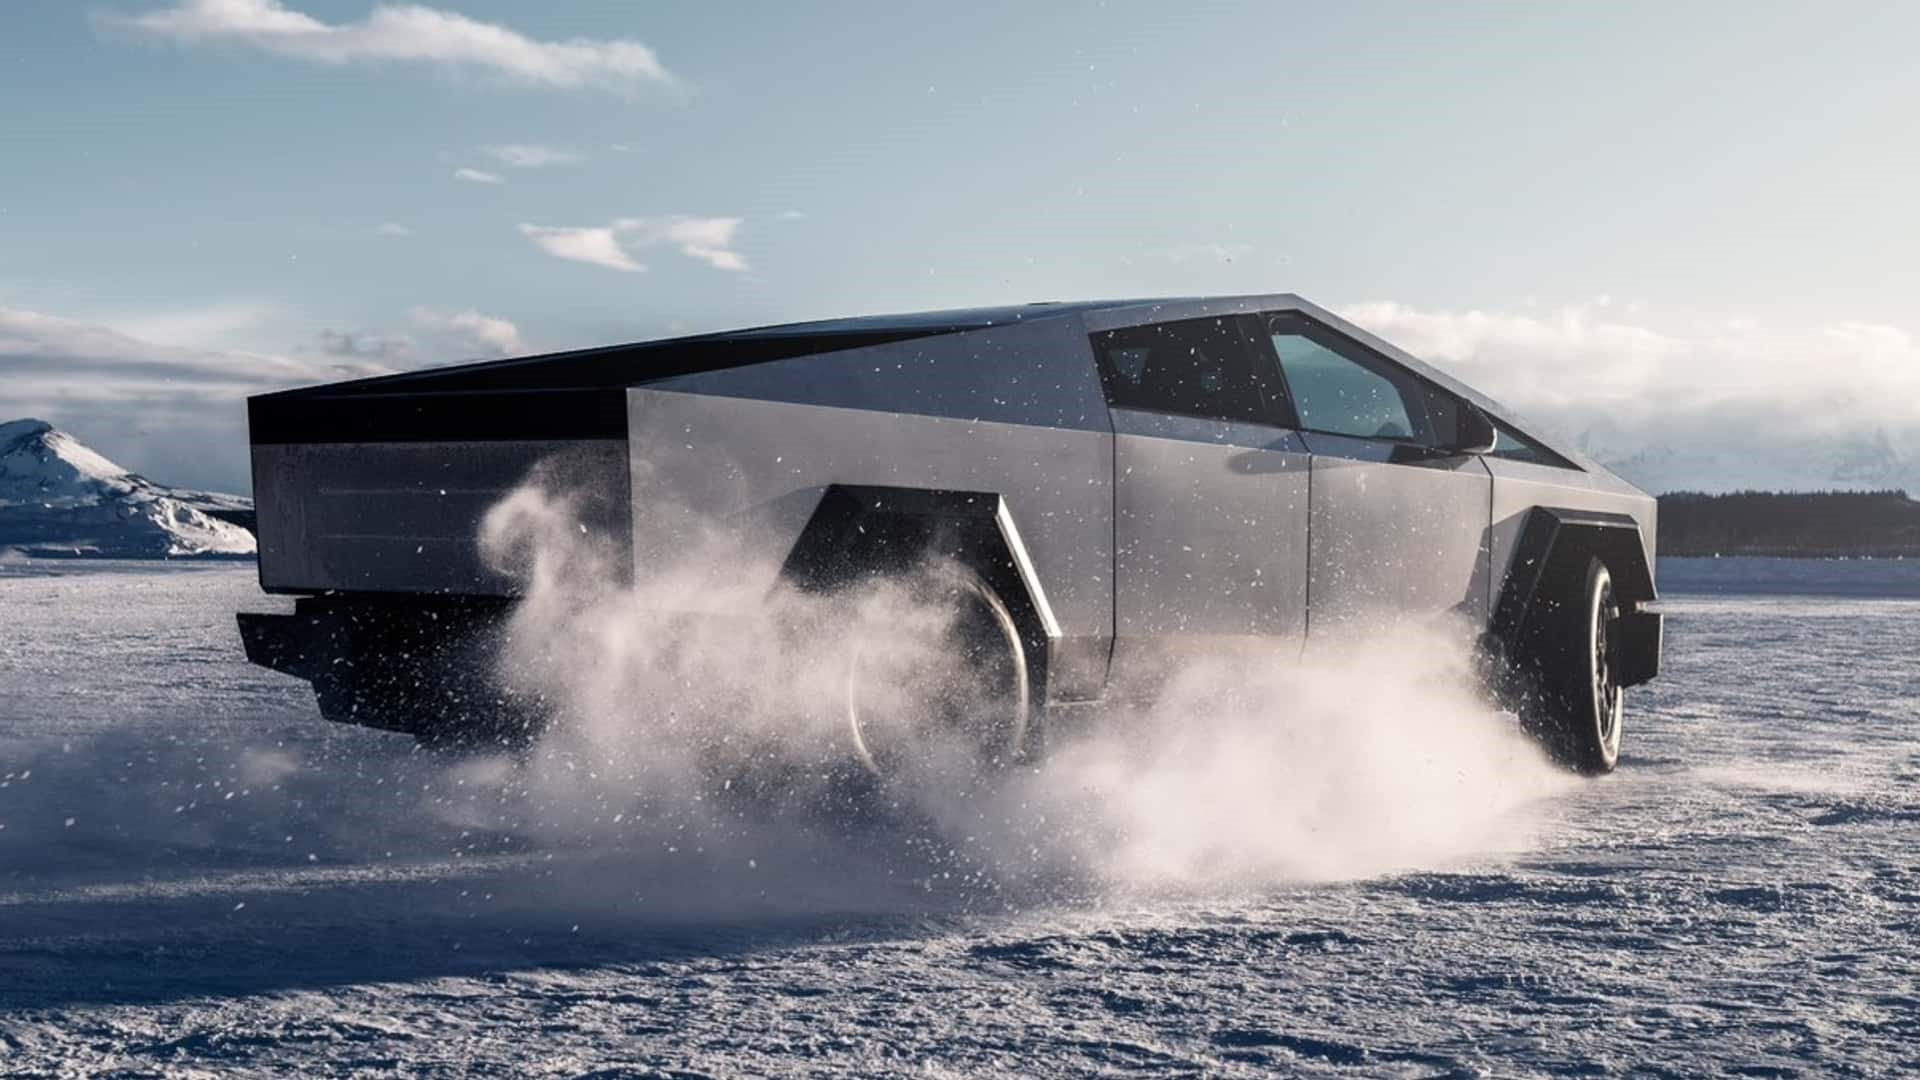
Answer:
[1525,556,1625,775]
[845,564,1033,777]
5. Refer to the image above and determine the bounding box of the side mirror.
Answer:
[1448,403,1498,455]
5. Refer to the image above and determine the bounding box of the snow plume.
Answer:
[474,472,962,813]
[470,469,1570,900]
[996,630,1573,887]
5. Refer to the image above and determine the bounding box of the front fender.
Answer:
[1489,506,1662,687]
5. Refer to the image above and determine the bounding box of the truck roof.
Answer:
[256,295,1311,401]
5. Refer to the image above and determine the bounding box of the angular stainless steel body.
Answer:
[241,293,1662,722]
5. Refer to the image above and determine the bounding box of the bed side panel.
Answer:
[624,389,1114,653]
[253,440,629,595]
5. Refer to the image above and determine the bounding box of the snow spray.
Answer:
[470,470,1574,898]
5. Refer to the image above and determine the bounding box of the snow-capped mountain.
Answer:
[0,418,255,557]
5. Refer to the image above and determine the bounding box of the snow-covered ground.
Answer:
[0,419,254,558]
[2,560,1917,1076]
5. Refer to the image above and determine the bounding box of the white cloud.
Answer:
[482,143,582,168]
[517,215,748,274]
[774,209,808,221]
[1342,302,1920,493]
[638,216,748,272]
[374,221,412,236]
[312,307,526,365]
[410,307,524,356]
[453,167,504,184]
[1341,303,1920,423]
[103,0,676,94]
[110,301,280,350]
[518,224,643,272]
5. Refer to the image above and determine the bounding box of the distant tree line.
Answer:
[1657,490,1920,556]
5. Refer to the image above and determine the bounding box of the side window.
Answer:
[1490,422,1576,468]
[1266,329,1416,440]
[1091,316,1286,426]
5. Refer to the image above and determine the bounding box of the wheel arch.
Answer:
[779,484,1099,702]
[1489,506,1663,687]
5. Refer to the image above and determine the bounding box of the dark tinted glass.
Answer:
[1263,313,1483,448]
[1091,316,1285,425]
[1267,329,1415,439]
[1490,422,1575,468]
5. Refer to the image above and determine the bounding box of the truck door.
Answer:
[1090,314,1312,680]
[1257,312,1494,636]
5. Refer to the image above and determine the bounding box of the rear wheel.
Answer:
[845,565,1033,777]
[1526,556,1624,775]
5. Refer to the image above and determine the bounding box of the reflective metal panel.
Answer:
[626,388,1115,695]
[1301,432,1494,633]
[252,440,630,595]
[1485,457,1659,609]
[1110,409,1311,657]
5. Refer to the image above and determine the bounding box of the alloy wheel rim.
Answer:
[846,573,1029,776]
[1593,575,1621,749]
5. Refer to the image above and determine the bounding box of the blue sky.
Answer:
[4,1,1920,493]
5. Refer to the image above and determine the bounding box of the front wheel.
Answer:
[1526,556,1624,775]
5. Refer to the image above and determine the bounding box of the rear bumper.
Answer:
[237,597,520,737]
[237,610,342,683]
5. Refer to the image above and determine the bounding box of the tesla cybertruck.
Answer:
[238,294,1661,775]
